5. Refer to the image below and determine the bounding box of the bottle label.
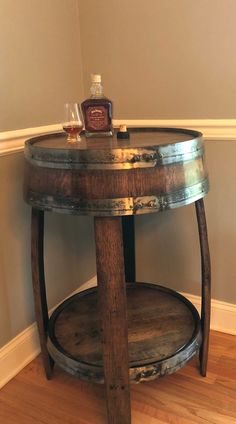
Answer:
[86,106,109,131]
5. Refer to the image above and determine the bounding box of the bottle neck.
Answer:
[90,82,104,98]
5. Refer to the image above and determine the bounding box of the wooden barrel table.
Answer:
[23,127,211,424]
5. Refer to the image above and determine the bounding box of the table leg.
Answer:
[31,208,54,379]
[94,217,131,424]
[122,216,136,283]
[195,199,211,376]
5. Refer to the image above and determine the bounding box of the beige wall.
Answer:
[77,0,236,303]
[0,153,96,348]
[0,1,96,349]
[78,0,236,119]
[0,0,84,131]
[136,139,236,304]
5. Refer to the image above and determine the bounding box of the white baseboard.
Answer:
[0,276,96,389]
[0,323,40,389]
[180,292,236,336]
[1,119,236,157]
[0,276,235,389]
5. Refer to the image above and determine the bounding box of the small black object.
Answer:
[117,126,130,139]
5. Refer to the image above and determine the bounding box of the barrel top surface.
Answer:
[25,127,202,152]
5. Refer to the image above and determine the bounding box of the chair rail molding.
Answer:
[0,124,61,157]
[1,119,236,156]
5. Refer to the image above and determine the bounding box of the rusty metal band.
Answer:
[47,283,202,384]
[27,178,209,216]
[25,136,204,170]
[47,318,201,384]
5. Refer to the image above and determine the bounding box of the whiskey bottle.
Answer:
[81,74,113,137]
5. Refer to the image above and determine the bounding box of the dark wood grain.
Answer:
[24,158,206,201]
[31,208,54,379]
[24,130,208,218]
[24,129,211,424]
[195,199,211,376]
[94,217,131,424]
[122,216,136,282]
[47,283,201,384]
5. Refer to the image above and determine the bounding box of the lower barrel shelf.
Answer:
[47,283,201,384]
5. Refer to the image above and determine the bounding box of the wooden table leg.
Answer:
[94,217,131,424]
[31,208,54,379]
[122,216,136,283]
[195,199,211,376]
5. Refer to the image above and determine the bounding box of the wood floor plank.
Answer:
[0,331,235,424]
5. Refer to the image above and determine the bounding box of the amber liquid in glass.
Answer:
[63,123,83,142]
[63,124,83,136]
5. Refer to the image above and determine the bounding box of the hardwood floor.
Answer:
[0,331,235,424]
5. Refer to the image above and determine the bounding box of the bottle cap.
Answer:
[91,73,102,83]
[117,124,130,139]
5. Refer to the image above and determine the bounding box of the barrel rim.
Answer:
[24,127,204,170]
[25,127,203,150]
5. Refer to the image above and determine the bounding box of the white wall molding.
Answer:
[0,124,61,157]
[0,276,235,389]
[114,119,236,141]
[1,119,236,157]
